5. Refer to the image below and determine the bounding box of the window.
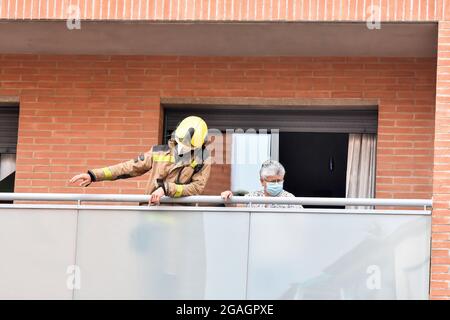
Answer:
[0,105,19,203]
[163,105,378,200]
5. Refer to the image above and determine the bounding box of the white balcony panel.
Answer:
[0,208,77,299]
[73,210,249,300]
[247,212,431,300]
[0,200,432,300]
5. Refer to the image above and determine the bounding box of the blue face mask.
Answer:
[266,182,283,196]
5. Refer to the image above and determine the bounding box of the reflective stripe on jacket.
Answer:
[88,139,211,197]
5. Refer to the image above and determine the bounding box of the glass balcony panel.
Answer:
[0,208,78,299]
[73,209,250,300]
[247,212,431,300]
[0,201,431,300]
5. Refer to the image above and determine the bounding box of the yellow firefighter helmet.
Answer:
[174,116,208,149]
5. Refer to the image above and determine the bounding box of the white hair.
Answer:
[259,160,285,180]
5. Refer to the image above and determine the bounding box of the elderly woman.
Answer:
[221,159,303,209]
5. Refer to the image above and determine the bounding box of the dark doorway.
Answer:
[279,132,349,203]
[0,105,19,204]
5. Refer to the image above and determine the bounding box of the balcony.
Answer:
[0,193,432,300]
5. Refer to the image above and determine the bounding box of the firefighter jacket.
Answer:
[87,139,211,197]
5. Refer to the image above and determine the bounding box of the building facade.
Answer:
[0,0,449,299]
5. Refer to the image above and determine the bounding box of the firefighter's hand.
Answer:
[149,187,165,206]
[69,173,92,187]
[221,190,233,201]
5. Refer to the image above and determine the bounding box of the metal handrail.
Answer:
[0,192,433,207]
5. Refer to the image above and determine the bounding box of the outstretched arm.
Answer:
[69,150,153,186]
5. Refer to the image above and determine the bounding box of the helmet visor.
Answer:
[175,136,192,154]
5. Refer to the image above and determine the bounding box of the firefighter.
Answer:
[69,116,211,205]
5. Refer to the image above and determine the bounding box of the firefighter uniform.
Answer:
[87,139,211,197]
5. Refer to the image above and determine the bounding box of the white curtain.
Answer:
[231,133,272,194]
[345,134,377,209]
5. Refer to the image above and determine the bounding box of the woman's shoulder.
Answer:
[245,190,265,197]
[281,190,296,197]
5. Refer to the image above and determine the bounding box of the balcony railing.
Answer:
[0,193,432,300]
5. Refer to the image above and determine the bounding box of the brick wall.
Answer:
[431,21,450,299]
[1,0,449,22]
[0,54,436,199]
[0,53,440,296]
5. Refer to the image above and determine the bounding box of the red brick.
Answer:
[0,52,443,297]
